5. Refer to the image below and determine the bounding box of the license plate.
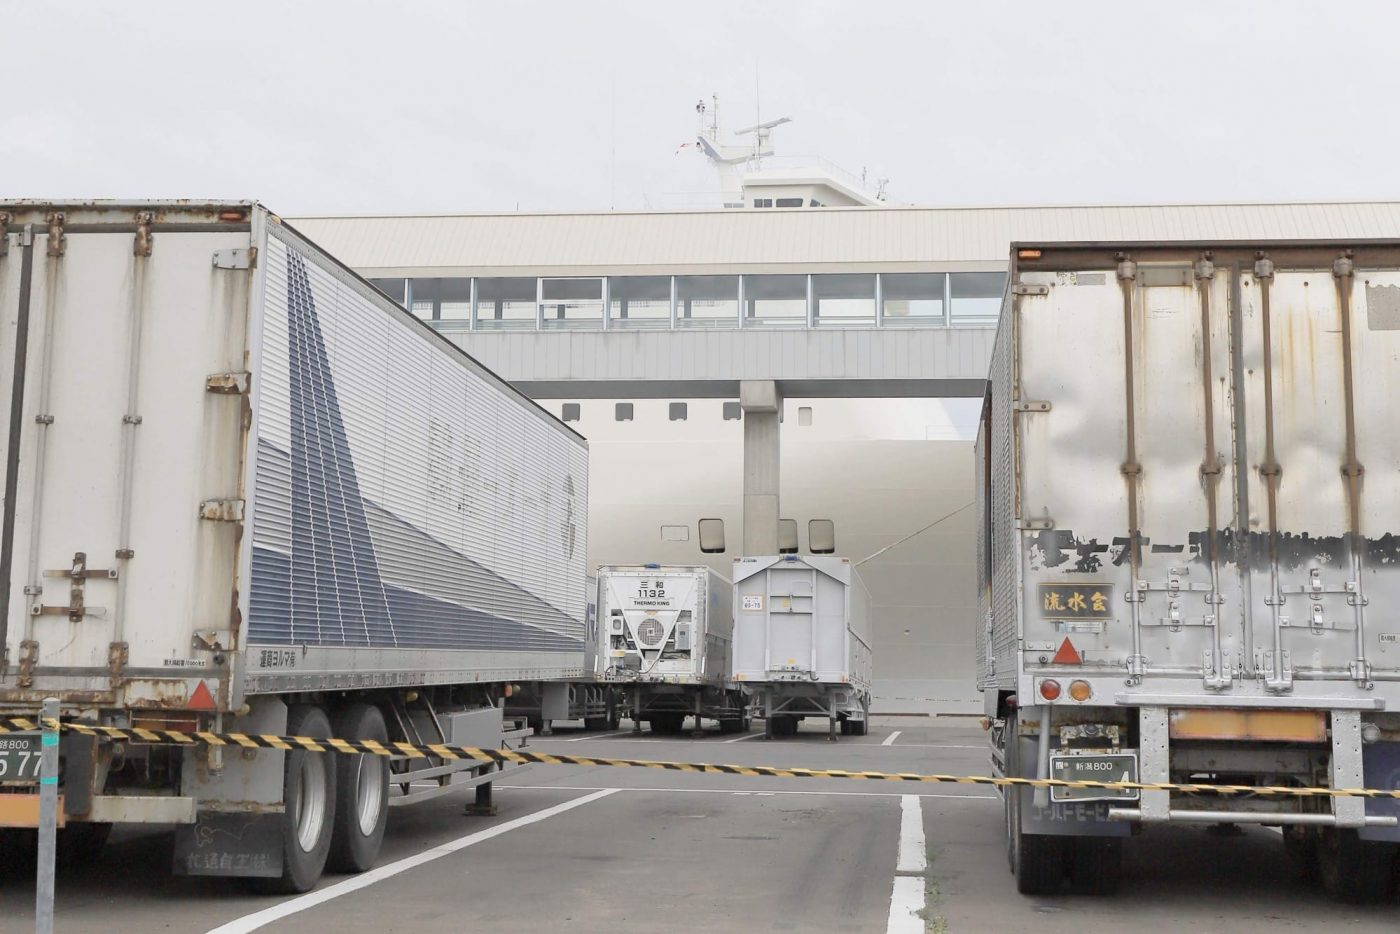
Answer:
[1049,752,1139,803]
[0,733,41,785]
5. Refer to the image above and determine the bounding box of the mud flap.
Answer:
[1359,741,1400,843]
[174,811,283,878]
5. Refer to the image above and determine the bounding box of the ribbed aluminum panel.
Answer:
[291,202,1400,276]
[979,297,1019,691]
[248,231,587,657]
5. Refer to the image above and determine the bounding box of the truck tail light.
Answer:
[1038,679,1061,701]
[1069,680,1092,702]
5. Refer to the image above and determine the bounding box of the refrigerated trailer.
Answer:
[979,240,1400,900]
[0,201,590,892]
[733,555,872,739]
[595,565,746,734]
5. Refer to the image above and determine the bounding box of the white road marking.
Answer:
[503,783,997,801]
[887,795,927,933]
[722,731,762,744]
[565,730,632,742]
[886,878,925,934]
[882,731,902,746]
[897,794,927,872]
[205,789,617,934]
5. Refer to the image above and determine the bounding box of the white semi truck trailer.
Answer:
[594,565,746,734]
[0,201,590,892]
[732,555,872,739]
[979,239,1400,900]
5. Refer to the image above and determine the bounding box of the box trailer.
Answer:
[732,555,872,739]
[979,240,1400,900]
[507,573,619,734]
[0,201,589,891]
[595,565,746,734]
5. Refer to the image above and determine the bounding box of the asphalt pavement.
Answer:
[0,716,1396,932]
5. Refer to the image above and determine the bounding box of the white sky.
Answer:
[4,0,1398,214]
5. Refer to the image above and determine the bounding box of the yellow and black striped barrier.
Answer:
[3,715,1399,800]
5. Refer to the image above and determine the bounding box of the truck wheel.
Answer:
[1010,789,1064,895]
[256,704,337,894]
[56,822,113,869]
[583,715,609,731]
[772,715,798,737]
[1067,837,1122,895]
[1283,825,1319,880]
[1318,828,1396,903]
[850,717,868,737]
[327,704,390,874]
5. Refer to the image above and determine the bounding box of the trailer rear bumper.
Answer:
[1107,808,1397,828]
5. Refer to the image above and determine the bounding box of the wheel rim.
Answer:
[294,751,328,852]
[354,755,384,836]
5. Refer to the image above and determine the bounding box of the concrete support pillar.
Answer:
[741,379,782,555]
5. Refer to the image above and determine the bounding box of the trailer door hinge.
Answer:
[133,211,154,257]
[1012,284,1050,296]
[212,247,256,270]
[205,372,251,395]
[0,212,10,257]
[18,640,39,688]
[32,552,116,622]
[1018,517,1054,531]
[109,642,129,684]
[46,212,66,257]
[1014,400,1051,413]
[199,499,246,522]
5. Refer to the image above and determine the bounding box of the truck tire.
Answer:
[583,715,609,731]
[328,703,390,874]
[1067,837,1122,895]
[256,704,337,894]
[849,717,868,737]
[1283,825,1319,880]
[1006,713,1065,895]
[1318,828,1396,903]
[772,715,798,737]
[57,822,113,869]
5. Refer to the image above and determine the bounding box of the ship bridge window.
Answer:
[776,197,804,208]
[698,518,726,554]
[753,198,773,208]
[809,519,836,554]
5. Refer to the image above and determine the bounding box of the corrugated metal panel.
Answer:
[290,202,1400,277]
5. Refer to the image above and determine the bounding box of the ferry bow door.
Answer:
[1240,255,1400,690]
[1017,263,1240,688]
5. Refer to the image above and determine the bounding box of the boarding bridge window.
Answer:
[615,403,634,422]
[669,403,688,421]
[368,278,407,306]
[476,278,538,330]
[610,276,671,329]
[814,274,875,326]
[722,402,742,421]
[677,275,739,328]
[561,403,581,423]
[950,272,1006,324]
[744,274,807,326]
[881,273,945,326]
[779,519,799,554]
[409,277,473,325]
[698,518,727,554]
[541,277,604,329]
[808,519,836,554]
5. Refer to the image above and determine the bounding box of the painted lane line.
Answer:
[887,795,927,933]
[897,794,927,872]
[502,783,998,801]
[882,731,902,747]
[565,730,633,742]
[886,877,925,934]
[206,789,618,934]
[722,731,763,744]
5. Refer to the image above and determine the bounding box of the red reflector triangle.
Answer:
[188,680,216,710]
[1052,638,1082,665]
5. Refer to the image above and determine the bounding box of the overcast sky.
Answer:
[4,1,1398,215]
